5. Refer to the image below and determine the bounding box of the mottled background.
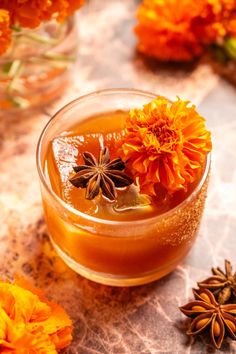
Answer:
[1,1,236,353]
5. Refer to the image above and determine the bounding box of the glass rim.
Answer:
[36,88,211,226]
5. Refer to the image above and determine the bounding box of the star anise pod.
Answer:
[69,147,133,201]
[180,288,236,349]
[198,260,236,304]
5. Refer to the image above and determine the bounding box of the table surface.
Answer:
[1,1,236,353]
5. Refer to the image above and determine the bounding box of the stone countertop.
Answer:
[1,1,236,353]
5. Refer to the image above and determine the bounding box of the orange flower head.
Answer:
[1,0,84,28]
[119,97,212,196]
[1,0,51,28]
[0,9,11,55]
[135,0,236,61]
[65,0,85,19]
[0,279,73,353]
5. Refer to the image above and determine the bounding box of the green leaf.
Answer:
[223,37,236,61]
[10,24,22,32]
[8,96,30,108]
[212,46,228,63]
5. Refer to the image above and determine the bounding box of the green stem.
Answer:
[9,23,74,62]
[11,24,59,45]
[23,32,58,45]
[7,59,21,78]
[8,96,30,108]
[43,52,76,62]
[10,24,21,32]
[6,60,23,94]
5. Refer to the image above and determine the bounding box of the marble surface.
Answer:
[1,1,236,353]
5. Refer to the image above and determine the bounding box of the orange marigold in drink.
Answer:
[118,96,212,196]
[135,0,236,61]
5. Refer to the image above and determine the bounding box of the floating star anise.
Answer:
[180,288,236,349]
[198,260,236,304]
[69,147,133,201]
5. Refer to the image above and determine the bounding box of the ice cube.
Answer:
[51,132,160,219]
[52,130,125,183]
[52,135,81,183]
[51,132,123,216]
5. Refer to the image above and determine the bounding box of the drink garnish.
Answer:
[118,96,212,197]
[69,147,133,201]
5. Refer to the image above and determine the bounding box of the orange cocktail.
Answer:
[37,89,211,286]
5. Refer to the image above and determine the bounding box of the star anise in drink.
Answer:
[69,147,133,201]
[198,260,236,304]
[180,288,236,349]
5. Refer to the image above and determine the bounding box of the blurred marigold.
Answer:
[0,279,73,353]
[0,0,84,53]
[1,0,84,28]
[0,9,11,55]
[135,0,236,61]
[119,97,212,196]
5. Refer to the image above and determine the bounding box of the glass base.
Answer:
[51,238,185,287]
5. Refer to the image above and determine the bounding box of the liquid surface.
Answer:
[45,110,203,221]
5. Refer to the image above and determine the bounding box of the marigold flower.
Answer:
[1,0,84,28]
[0,9,11,55]
[119,97,212,196]
[135,0,236,61]
[44,0,85,23]
[0,0,84,54]
[1,0,51,28]
[0,279,73,353]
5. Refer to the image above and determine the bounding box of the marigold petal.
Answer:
[0,9,11,55]
[0,288,15,318]
[0,280,72,353]
[33,302,72,335]
[50,326,73,350]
